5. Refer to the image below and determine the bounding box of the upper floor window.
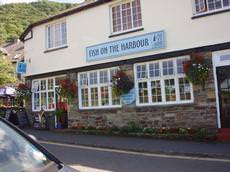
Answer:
[46,21,67,50]
[111,0,142,34]
[193,0,230,15]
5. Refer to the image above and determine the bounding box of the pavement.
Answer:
[23,128,230,159]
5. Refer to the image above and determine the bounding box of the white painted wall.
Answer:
[24,0,230,76]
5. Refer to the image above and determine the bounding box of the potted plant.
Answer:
[183,54,210,90]
[15,83,31,106]
[111,70,133,96]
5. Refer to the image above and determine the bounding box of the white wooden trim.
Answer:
[212,49,230,128]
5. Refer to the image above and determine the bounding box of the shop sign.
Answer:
[17,62,27,74]
[121,88,136,105]
[86,30,165,61]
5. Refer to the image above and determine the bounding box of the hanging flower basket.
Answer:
[183,54,210,90]
[57,78,77,101]
[111,70,133,96]
[16,83,31,101]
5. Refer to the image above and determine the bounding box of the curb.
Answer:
[37,137,230,160]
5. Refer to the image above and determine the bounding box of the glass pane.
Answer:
[151,80,162,103]
[138,82,148,103]
[195,0,206,13]
[101,86,109,106]
[48,92,55,109]
[40,80,46,91]
[89,72,97,85]
[179,78,191,101]
[90,87,98,106]
[33,93,40,110]
[223,0,230,7]
[61,22,67,45]
[164,79,176,102]
[149,63,160,78]
[207,0,222,10]
[41,92,47,110]
[112,6,122,32]
[100,70,108,84]
[80,73,88,86]
[136,64,147,79]
[177,58,187,74]
[81,88,89,107]
[48,79,54,90]
[132,0,142,27]
[163,60,174,76]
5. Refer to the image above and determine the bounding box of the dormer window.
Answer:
[111,0,142,34]
[193,0,230,15]
[46,21,67,50]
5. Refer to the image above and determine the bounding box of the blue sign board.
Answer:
[17,62,27,74]
[86,30,165,61]
[121,88,136,105]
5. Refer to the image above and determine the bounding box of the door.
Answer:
[217,66,230,128]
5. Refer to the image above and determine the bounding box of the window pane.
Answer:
[40,80,46,91]
[138,82,148,103]
[100,70,108,84]
[223,0,230,6]
[48,92,55,109]
[151,80,162,103]
[112,6,122,32]
[55,23,61,47]
[163,60,174,76]
[112,87,120,105]
[61,22,67,45]
[149,63,160,78]
[207,0,222,10]
[80,73,88,86]
[177,58,187,74]
[33,93,40,110]
[48,79,54,90]
[136,64,147,79]
[81,88,89,107]
[110,68,118,80]
[91,87,98,106]
[47,26,54,49]
[89,72,97,85]
[122,2,132,31]
[101,86,109,106]
[179,78,192,101]
[41,92,47,109]
[132,0,142,27]
[195,0,206,13]
[164,79,176,102]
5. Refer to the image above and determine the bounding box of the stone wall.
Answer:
[68,52,218,129]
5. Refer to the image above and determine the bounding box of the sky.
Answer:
[0,0,85,4]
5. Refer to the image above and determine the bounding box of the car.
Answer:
[0,117,79,172]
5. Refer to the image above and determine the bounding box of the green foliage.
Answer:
[0,1,77,44]
[0,55,16,86]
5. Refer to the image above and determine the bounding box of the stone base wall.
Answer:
[68,52,218,129]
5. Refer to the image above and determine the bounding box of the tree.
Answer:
[0,52,16,86]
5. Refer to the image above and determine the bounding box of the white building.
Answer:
[20,0,230,131]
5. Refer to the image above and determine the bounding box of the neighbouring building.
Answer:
[20,0,230,130]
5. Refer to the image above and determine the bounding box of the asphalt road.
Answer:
[41,141,230,172]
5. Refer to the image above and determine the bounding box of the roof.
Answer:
[19,0,113,41]
[1,40,24,62]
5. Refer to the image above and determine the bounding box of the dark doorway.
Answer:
[217,66,230,128]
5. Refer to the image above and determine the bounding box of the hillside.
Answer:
[0,0,78,44]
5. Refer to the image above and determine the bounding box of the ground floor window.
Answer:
[78,67,121,109]
[134,56,194,106]
[32,78,56,111]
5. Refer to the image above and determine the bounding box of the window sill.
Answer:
[44,45,68,53]
[192,8,230,19]
[109,27,144,38]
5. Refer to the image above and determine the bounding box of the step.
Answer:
[218,128,230,133]
[217,133,230,141]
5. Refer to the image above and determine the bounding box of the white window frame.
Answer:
[45,20,67,50]
[32,77,56,112]
[78,67,121,110]
[134,56,194,107]
[192,0,230,16]
[110,0,143,35]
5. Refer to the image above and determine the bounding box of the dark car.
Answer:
[0,117,79,172]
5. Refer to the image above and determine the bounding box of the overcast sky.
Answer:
[0,0,85,4]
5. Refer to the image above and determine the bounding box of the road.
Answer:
[41,141,230,172]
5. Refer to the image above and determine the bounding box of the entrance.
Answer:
[217,66,230,128]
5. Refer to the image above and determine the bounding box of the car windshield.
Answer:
[0,120,53,172]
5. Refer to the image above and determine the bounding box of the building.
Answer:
[20,0,230,130]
